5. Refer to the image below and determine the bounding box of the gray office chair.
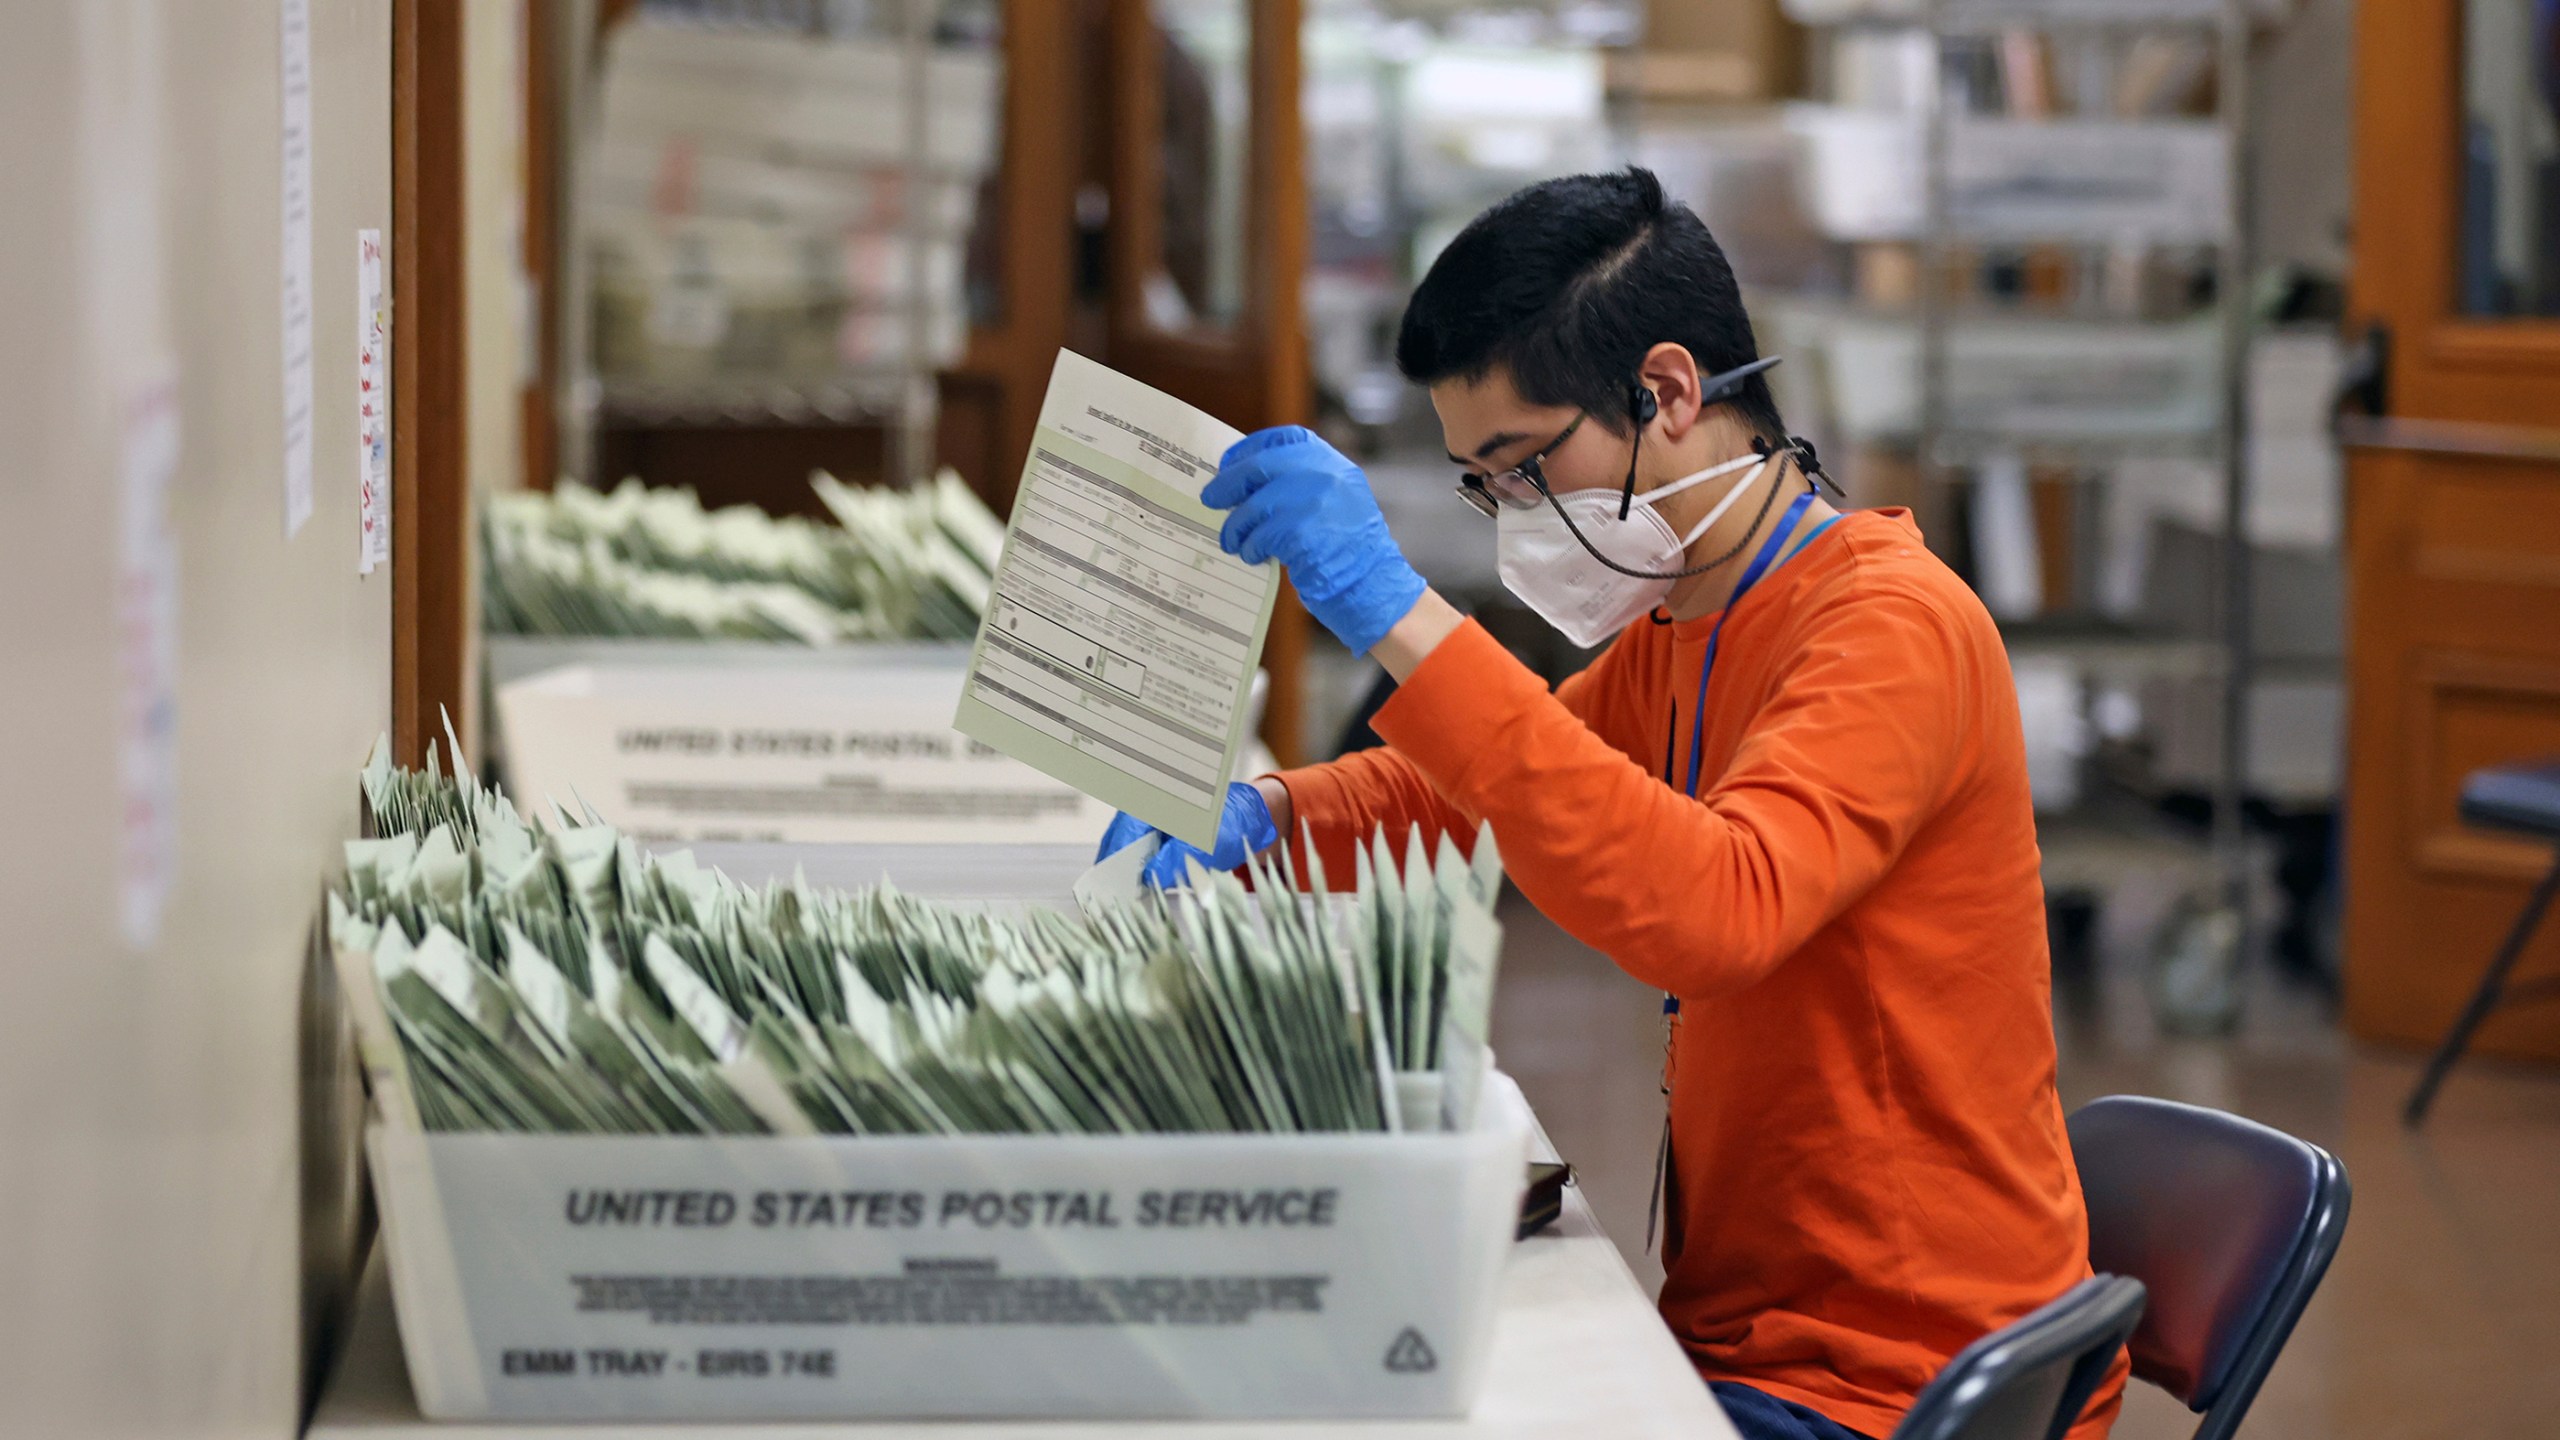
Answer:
[2070,1096,2350,1440]
[1888,1275,2146,1440]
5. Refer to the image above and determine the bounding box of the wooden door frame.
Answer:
[2344,0,2560,1060]
[392,0,472,767]
[941,0,1083,514]
[2350,0,2560,423]
[1104,0,1310,764]
[1103,0,1307,429]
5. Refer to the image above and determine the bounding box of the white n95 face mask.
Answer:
[1496,449,1770,648]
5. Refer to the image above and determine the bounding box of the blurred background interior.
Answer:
[5,0,2559,1435]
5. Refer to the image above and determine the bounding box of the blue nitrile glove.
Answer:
[1203,426,1428,656]
[1095,781,1282,889]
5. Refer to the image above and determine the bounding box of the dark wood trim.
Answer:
[2405,651,2560,883]
[2339,415,2560,465]
[1247,0,1306,423]
[392,0,471,766]
[2347,0,2460,345]
[940,0,1082,513]
[2427,322,2560,373]
[1103,0,1175,356]
[1245,0,1307,766]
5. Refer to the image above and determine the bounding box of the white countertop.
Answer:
[309,1126,1733,1439]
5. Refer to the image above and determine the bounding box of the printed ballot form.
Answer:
[954,351,1278,848]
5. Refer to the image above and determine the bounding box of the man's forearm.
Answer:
[1246,590,1461,860]
[1369,588,1467,682]
[1253,776,1294,842]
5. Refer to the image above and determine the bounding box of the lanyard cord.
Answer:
[1644,488,1826,1257]
[1681,488,1820,798]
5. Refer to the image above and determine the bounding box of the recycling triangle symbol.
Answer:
[1384,1326,1438,1374]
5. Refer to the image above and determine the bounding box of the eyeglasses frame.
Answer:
[1447,355,1785,521]
[1453,412,1586,519]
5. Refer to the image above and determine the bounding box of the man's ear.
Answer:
[1637,343,1705,439]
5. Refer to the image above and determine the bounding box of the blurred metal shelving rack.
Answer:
[571,0,992,490]
[1790,0,2260,1026]
[1914,0,2252,1024]
[593,371,918,428]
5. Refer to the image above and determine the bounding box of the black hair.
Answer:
[1394,166,1785,442]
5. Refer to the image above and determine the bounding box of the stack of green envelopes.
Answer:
[482,469,1004,643]
[331,735,1506,1139]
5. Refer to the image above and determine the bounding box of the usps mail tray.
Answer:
[365,1071,1530,1422]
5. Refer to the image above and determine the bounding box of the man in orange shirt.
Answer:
[1098,167,2121,1440]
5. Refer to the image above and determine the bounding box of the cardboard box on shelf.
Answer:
[1638,117,1836,292]
[1626,0,1803,101]
[1853,242,1922,308]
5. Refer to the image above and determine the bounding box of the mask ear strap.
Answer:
[1539,447,1794,582]
[1671,457,1771,548]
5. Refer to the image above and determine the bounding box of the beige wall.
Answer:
[0,1,392,1432]
[456,0,533,754]
[468,0,530,501]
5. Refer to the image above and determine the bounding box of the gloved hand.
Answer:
[1096,781,1282,889]
[1203,426,1428,656]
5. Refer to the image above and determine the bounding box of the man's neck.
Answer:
[1661,449,1836,622]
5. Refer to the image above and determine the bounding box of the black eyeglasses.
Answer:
[1449,356,1787,521]
[1454,413,1585,519]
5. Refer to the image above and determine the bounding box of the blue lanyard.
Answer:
[1654,493,1829,1041]
[1673,489,1822,799]
[1785,512,1841,565]
[1649,494,1827,1249]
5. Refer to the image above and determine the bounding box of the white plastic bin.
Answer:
[488,644,1273,847]
[1787,107,2230,246]
[493,659,1112,847]
[1816,313,2221,443]
[366,1074,1533,1422]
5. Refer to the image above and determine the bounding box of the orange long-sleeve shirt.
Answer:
[1274,509,2122,1440]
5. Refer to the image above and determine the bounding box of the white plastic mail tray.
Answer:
[365,1074,1532,1423]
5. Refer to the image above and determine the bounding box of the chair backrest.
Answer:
[2068,1096,2352,1440]
[1890,1275,2147,1440]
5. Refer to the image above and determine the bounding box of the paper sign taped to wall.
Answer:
[951,352,1277,849]
[281,0,314,538]
[357,229,389,573]
[118,374,181,950]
